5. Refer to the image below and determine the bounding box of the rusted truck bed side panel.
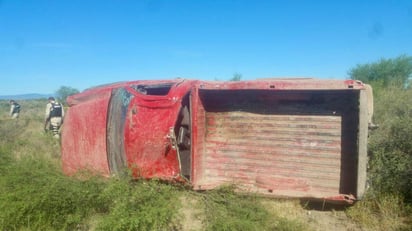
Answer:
[201,112,342,197]
[191,80,365,201]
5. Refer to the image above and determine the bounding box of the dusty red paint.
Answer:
[122,80,195,181]
[61,78,370,204]
[61,89,112,176]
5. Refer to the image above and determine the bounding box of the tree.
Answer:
[348,55,412,203]
[230,73,242,81]
[55,86,80,105]
[348,55,412,89]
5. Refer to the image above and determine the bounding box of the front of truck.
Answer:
[61,79,195,181]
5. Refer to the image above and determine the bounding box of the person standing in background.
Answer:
[9,100,21,119]
[44,97,64,139]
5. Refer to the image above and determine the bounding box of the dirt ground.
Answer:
[266,199,363,231]
[301,209,362,231]
[180,196,364,231]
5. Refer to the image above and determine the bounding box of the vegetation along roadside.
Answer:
[1,55,412,230]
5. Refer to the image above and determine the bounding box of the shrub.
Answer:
[347,193,411,231]
[347,85,412,231]
[367,86,412,202]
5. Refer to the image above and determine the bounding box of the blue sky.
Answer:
[1,0,411,95]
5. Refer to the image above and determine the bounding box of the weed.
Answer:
[367,86,412,202]
[96,178,182,231]
[1,91,412,231]
[347,193,412,231]
[197,185,306,231]
[347,85,412,231]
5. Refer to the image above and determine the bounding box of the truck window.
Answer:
[130,83,174,95]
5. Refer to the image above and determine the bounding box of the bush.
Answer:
[368,86,412,202]
[347,86,412,230]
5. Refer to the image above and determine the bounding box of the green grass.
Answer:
[0,99,305,230]
[0,151,305,230]
[197,185,306,231]
[0,152,106,230]
[95,178,183,231]
[0,144,182,230]
[1,95,411,231]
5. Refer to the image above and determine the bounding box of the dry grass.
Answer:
[347,194,411,231]
[262,199,364,231]
[0,99,60,160]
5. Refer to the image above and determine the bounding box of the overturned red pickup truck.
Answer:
[62,78,372,204]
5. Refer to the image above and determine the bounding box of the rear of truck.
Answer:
[189,79,370,203]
